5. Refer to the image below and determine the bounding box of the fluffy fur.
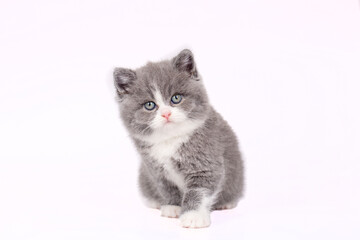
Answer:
[114,49,244,228]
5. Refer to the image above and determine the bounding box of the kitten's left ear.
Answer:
[172,49,199,79]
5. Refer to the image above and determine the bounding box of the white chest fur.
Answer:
[148,136,188,190]
[148,135,188,163]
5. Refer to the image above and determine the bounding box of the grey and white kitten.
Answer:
[114,49,244,228]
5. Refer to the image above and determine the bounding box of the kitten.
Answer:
[114,49,244,228]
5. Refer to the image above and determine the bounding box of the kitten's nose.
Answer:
[161,111,172,120]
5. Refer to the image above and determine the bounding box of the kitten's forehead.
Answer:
[134,60,181,99]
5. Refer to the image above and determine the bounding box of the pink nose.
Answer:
[161,112,171,120]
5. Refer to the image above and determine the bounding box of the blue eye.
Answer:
[171,94,182,104]
[144,101,156,110]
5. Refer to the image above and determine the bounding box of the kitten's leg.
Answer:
[139,164,162,209]
[179,168,223,229]
[158,180,182,218]
[180,188,216,228]
[139,162,182,217]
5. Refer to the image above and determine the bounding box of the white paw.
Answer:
[180,210,211,228]
[160,205,181,218]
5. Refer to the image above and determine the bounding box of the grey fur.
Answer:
[114,49,244,225]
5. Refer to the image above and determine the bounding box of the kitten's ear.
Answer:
[113,68,137,95]
[172,49,198,78]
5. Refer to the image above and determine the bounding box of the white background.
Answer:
[1,0,360,239]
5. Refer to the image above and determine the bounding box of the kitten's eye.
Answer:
[144,101,156,111]
[171,94,182,104]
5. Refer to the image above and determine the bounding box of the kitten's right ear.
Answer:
[113,68,137,95]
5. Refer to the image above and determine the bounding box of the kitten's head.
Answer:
[114,49,209,140]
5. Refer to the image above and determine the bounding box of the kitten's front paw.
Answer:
[160,205,181,218]
[180,210,211,228]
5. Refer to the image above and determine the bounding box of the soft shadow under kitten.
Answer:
[114,49,244,228]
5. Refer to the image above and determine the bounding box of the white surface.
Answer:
[1,0,360,239]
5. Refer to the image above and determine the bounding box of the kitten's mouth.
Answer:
[162,119,176,126]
